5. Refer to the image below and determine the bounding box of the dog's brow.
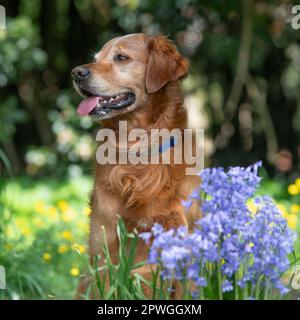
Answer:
[117,44,125,50]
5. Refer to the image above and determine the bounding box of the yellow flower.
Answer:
[290,204,300,214]
[286,214,298,230]
[248,242,254,248]
[288,184,299,196]
[20,225,31,236]
[276,203,288,218]
[295,178,300,188]
[83,207,91,216]
[43,253,51,262]
[70,267,80,277]
[57,244,69,254]
[35,201,45,213]
[72,243,86,254]
[58,200,69,213]
[61,230,73,240]
[49,207,57,214]
[247,199,257,215]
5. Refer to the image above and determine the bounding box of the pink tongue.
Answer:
[77,96,100,116]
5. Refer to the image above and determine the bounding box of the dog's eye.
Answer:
[113,54,129,62]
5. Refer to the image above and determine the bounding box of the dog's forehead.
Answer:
[95,34,147,60]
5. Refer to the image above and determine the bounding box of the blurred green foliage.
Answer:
[1,0,300,179]
[0,175,92,299]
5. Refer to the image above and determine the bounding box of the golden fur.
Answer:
[74,34,201,298]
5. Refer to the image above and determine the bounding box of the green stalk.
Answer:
[243,282,249,300]
[255,275,263,300]
[199,262,205,300]
[94,255,105,298]
[263,281,269,300]
[234,272,239,300]
[217,261,223,300]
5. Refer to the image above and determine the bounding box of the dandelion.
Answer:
[246,199,257,215]
[277,203,288,217]
[49,207,57,214]
[42,253,51,262]
[83,207,91,216]
[295,178,300,188]
[61,230,73,241]
[72,243,86,254]
[286,214,298,230]
[290,204,300,214]
[57,244,69,254]
[70,267,80,276]
[288,184,299,196]
[58,200,69,212]
[35,201,45,213]
[20,226,31,236]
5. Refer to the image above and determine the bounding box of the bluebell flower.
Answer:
[140,162,296,299]
[222,280,233,292]
[139,232,152,244]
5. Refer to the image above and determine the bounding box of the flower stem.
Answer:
[217,262,223,300]
[234,273,239,300]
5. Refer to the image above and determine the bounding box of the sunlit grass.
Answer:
[0,175,92,299]
[0,175,299,299]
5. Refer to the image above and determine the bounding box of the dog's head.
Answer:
[72,33,188,119]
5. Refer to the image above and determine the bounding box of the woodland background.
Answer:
[1,0,300,299]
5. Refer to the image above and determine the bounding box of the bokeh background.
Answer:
[1,0,300,299]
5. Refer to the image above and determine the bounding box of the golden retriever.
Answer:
[72,33,201,298]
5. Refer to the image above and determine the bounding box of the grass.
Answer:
[0,174,299,299]
[0,175,92,299]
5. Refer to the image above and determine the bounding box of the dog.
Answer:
[72,33,201,298]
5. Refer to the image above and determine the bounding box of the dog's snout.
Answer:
[71,66,90,81]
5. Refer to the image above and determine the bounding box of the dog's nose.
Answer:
[71,66,90,81]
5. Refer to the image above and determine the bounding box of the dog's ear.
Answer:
[145,36,189,93]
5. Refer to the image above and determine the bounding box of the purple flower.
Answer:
[222,280,233,292]
[140,162,296,299]
[139,232,151,244]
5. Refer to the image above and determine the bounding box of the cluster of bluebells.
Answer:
[140,162,296,296]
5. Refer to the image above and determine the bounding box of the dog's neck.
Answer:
[101,81,187,132]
